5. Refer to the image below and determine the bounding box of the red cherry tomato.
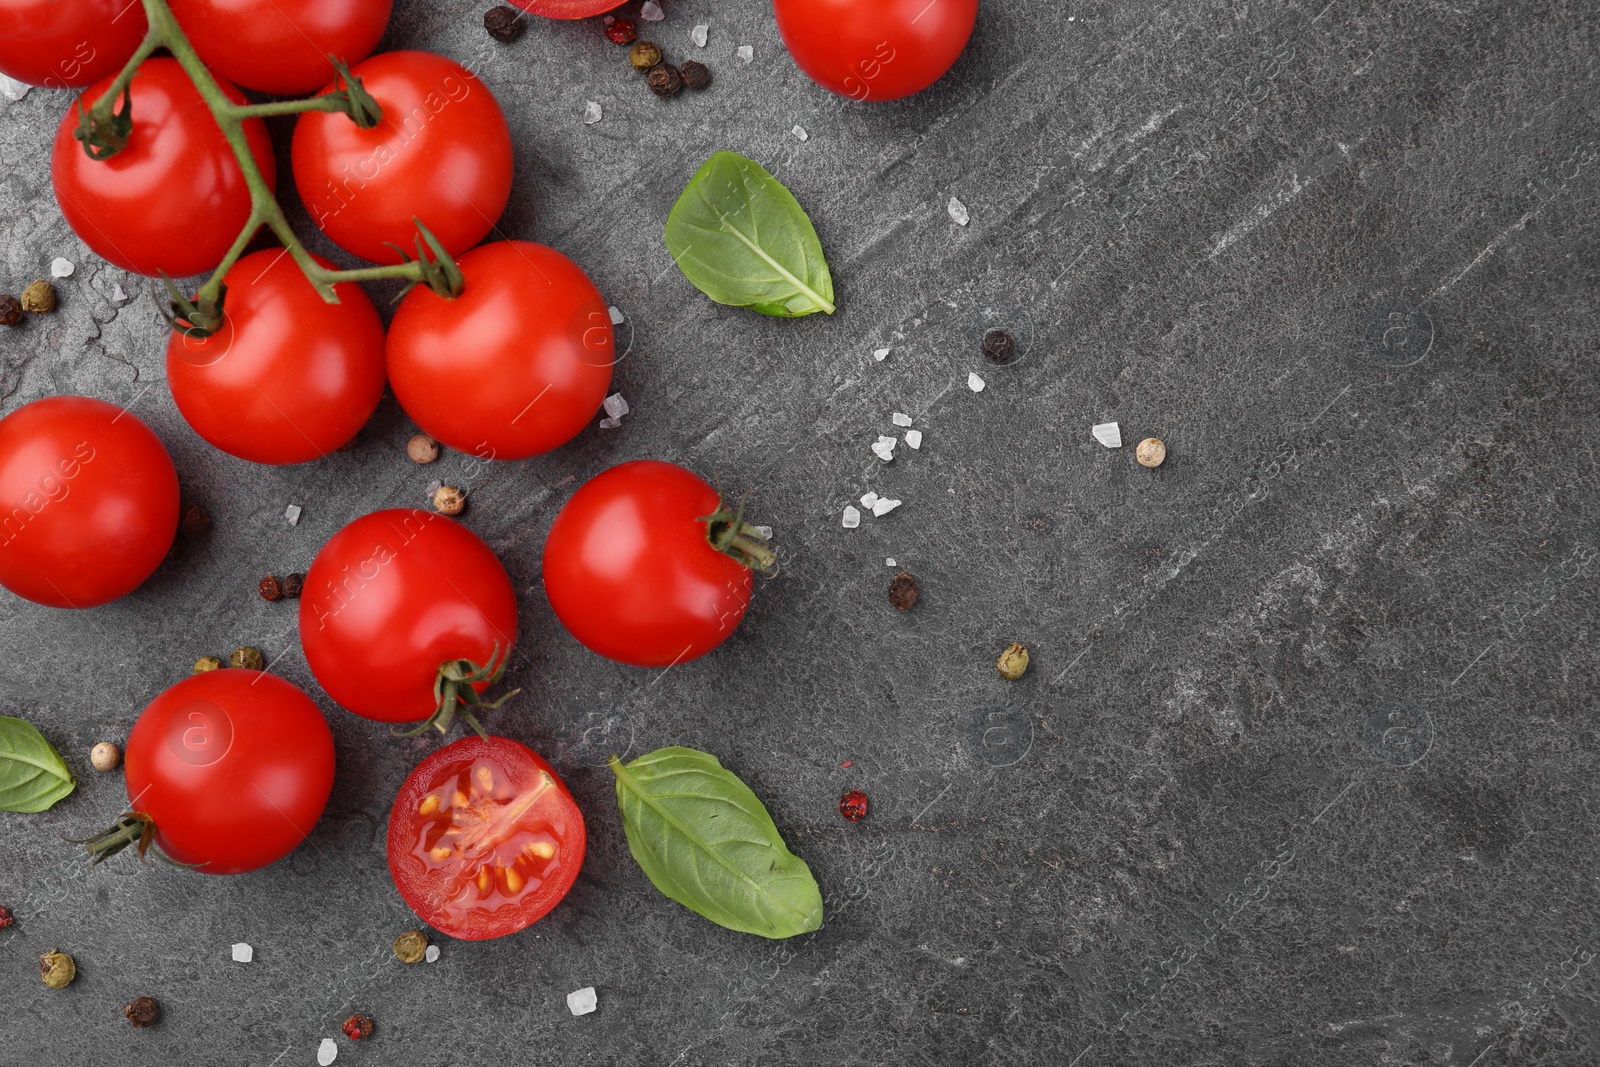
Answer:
[292,51,513,265]
[388,735,585,940]
[543,460,765,668]
[299,509,518,726]
[167,0,393,95]
[506,0,622,17]
[387,241,613,460]
[774,0,978,101]
[51,58,277,278]
[0,396,178,609]
[166,250,387,465]
[0,0,148,88]
[123,669,335,875]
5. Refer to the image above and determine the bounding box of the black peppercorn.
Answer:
[678,60,711,90]
[483,5,524,42]
[629,41,662,72]
[178,502,212,538]
[283,572,305,599]
[123,996,159,1028]
[982,329,1016,364]
[647,63,682,97]
[888,572,919,611]
[0,295,21,327]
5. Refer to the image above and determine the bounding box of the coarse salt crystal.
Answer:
[948,197,969,226]
[284,504,302,526]
[582,100,602,125]
[567,986,598,1016]
[842,506,861,529]
[0,73,30,101]
[317,1038,338,1065]
[870,435,896,462]
[51,258,75,278]
[640,0,664,20]
[424,944,440,963]
[859,491,879,509]
[967,372,986,392]
[112,283,128,303]
[904,429,923,449]
[886,557,896,567]
[691,24,708,47]
[736,45,754,64]
[755,525,772,539]
[608,305,625,325]
[1092,421,1122,448]
[891,412,912,427]
[599,417,622,430]
[791,125,808,142]
[425,479,442,497]
[231,943,253,963]
[872,498,901,517]
[602,393,629,419]
[873,347,890,361]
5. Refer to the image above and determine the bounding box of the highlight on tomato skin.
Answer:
[0,0,149,88]
[167,0,394,96]
[773,0,979,102]
[122,669,336,876]
[505,0,625,19]
[388,736,587,940]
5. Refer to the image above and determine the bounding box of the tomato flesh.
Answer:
[125,669,336,875]
[389,736,585,940]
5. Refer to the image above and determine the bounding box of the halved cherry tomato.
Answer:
[291,51,513,264]
[0,395,178,609]
[51,58,277,278]
[122,669,336,875]
[543,460,770,667]
[166,250,387,465]
[506,0,622,17]
[386,241,614,460]
[388,735,585,940]
[298,509,518,727]
[167,0,393,95]
[0,0,148,88]
[774,0,978,101]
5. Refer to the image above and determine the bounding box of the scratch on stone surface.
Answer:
[1051,645,1092,683]
[912,780,954,824]
[1207,142,1354,259]
[1449,643,1497,686]
[1424,209,1538,302]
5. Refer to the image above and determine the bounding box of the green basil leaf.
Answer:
[610,746,823,939]
[0,716,76,813]
[664,150,837,317]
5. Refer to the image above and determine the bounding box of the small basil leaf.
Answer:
[664,151,836,317]
[610,746,823,939]
[0,715,76,813]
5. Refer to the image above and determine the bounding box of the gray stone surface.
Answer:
[3,0,1599,1063]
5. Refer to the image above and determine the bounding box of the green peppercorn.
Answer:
[40,948,75,989]
[629,41,662,72]
[193,655,224,673]
[20,280,55,314]
[230,646,265,671]
[393,928,429,964]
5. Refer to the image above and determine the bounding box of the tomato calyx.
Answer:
[159,274,230,338]
[385,219,467,300]
[327,55,384,130]
[71,812,204,869]
[72,84,134,161]
[393,643,521,741]
[700,495,778,576]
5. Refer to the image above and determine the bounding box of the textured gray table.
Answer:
[4,1,1599,1064]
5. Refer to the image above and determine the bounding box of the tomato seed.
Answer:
[430,846,452,860]
[418,794,440,816]
[839,789,869,822]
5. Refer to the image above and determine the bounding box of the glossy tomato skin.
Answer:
[389,735,585,940]
[167,250,387,464]
[292,51,513,265]
[299,509,518,723]
[168,0,393,95]
[125,669,335,875]
[0,396,178,609]
[543,460,754,668]
[507,0,622,17]
[0,0,148,88]
[387,241,613,460]
[51,59,277,278]
[774,0,978,102]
